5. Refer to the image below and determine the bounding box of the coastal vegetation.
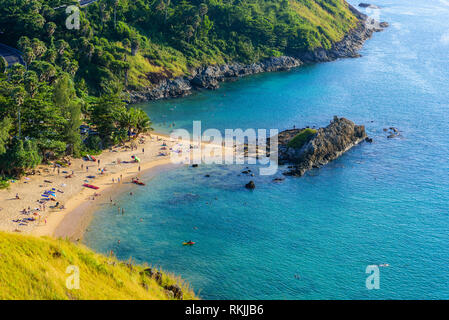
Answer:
[287,128,317,149]
[0,232,196,299]
[0,57,6,73]
[0,0,358,177]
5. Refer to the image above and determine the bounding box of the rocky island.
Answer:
[277,117,369,176]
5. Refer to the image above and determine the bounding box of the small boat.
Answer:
[183,241,195,246]
[83,183,99,190]
[132,179,145,186]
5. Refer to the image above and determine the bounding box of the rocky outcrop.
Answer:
[279,117,367,176]
[129,77,192,102]
[190,56,302,90]
[128,5,388,103]
[128,56,301,103]
[359,3,380,9]
[245,181,256,189]
[294,4,388,62]
[164,284,183,300]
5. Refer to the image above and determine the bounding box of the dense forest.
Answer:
[0,0,358,185]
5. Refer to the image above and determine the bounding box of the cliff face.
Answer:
[128,5,388,103]
[128,56,302,103]
[279,117,368,176]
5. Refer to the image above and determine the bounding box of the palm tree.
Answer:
[134,109,153,136]
[113,0,120,29]
[55,39,69,56]
[45,22,56,38]
[186,25,194,43]
[199,3,208,19]
[12,87,26,138]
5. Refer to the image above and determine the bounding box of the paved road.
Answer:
[0,43,25,68]
[79,0,98,6]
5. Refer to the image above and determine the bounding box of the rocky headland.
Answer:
[128,5,388,103]
[277,117,369,177]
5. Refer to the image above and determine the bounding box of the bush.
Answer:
[287,128,317,149]
[0,57,6,73]
[0,178,10,189]
[83,135,102,153]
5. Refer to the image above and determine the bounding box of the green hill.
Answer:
[0,232,197,300]
[0,0,358,94]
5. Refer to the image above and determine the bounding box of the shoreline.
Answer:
[128,10,386,104]
[0,132,233,240]
[40,160,180,241]
[0,133,181,239]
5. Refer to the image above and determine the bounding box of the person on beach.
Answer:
[15,193,20,200]
[142,148,145,153]
[81,163,83,170]
[138,165,141,172]
[112,177,115,183]
[97,159,100,166]
[86,166,89,172]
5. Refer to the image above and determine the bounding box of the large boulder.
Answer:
[245,181,256,189]
[165,284,183,300]
[279,117,367,176]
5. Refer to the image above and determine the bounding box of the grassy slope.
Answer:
[0,232,196,300]
[287,128,317,149]
[289,0,358,46]
[120,0,359,91]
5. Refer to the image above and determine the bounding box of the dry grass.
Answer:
[0,232,197,300]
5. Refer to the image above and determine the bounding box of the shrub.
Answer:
[0,57,6,73]
[0,178,10,189]
[84,135,103,153]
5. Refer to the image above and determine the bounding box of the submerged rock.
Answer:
[278,117,367,176]
[359,3,380,9]
[245,181,256,189]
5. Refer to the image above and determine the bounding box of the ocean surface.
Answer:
[83,0,449,299]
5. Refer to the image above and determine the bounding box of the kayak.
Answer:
[83,183,99,190]
[132,179,145,186]
[183,241,195,246]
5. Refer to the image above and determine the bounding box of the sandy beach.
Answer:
[0,133,180,239]
[0,132,236,240]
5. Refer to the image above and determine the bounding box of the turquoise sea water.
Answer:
[84,0,449,299]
